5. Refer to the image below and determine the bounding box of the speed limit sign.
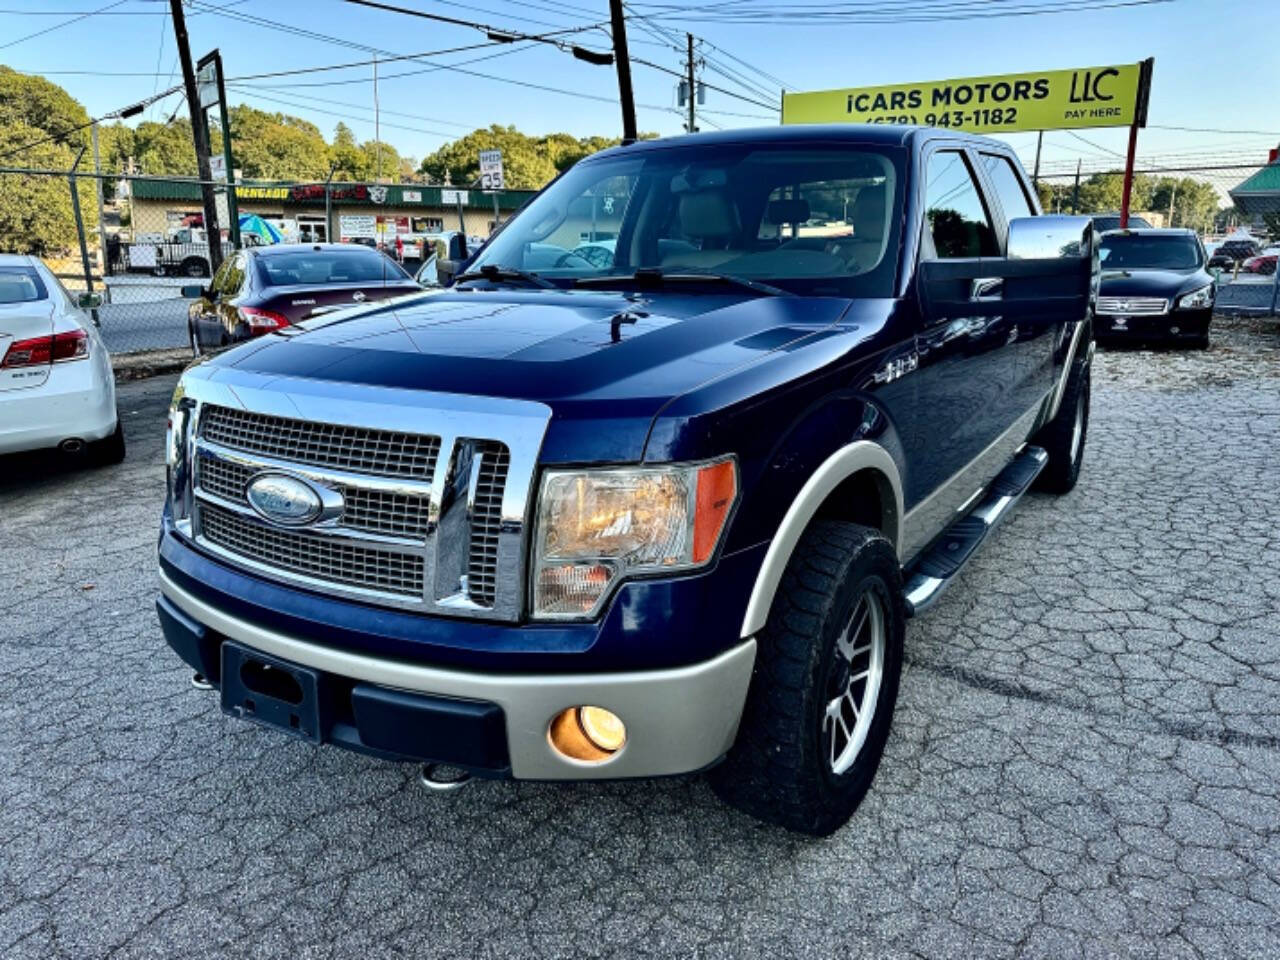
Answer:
[478,149,504,190]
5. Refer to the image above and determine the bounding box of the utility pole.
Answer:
[686,33,696,134]
[169,0,222,273]
[1071,158,1081,214]
[1031,130,1043,189]
[608,0,637,143]
[1167,179,1177,228]
[373,55,382,181]
[90,123,110,276]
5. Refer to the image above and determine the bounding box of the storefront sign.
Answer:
[441,189,469,206]
[781,62,1147,133]
[338,214,377,240]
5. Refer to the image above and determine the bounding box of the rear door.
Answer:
[0,263,54,392]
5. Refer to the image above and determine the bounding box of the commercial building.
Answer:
[125,178,537,249]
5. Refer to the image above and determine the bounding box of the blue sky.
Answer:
[3,0,1277,177]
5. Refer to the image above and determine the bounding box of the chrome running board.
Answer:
[903,445,1048,617]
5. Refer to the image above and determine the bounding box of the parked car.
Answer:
[0,254,124,464]
[1207,238,1261,272]
[157,127,1097,835]
[183,243,421,355]
[1095,228,1214,348]
[1241,253,1278,275]
[1089,213,1152,233]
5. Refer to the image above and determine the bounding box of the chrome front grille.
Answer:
[202,405,439,479]
[181,387,546,621]
[197,454,431,539]
[200,502,425,597]
[1096,296,1168,315]
[467,441,510,608]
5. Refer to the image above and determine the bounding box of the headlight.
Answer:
[1177,283,1213,310]
[166,385,193,521]
[531,457,738,619]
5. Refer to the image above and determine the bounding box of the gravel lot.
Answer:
[2,314,1279,959]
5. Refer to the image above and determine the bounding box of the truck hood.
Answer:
[209,288,854,461]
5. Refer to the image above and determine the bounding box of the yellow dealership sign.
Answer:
[781,63,1148,133]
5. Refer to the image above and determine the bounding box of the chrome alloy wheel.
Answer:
[824,588,886,775]
[1069,387,1086,464]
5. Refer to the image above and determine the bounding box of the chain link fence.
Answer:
[1,160,1276,356]
[0,166,514,354]
[1035,161,1280,317]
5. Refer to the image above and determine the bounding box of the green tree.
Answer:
[0,66,93,156]
[0,69,99,253]
[0,121,85,254]
[1148,176,1220,232]
[220,105,331,181]
[329,122,367,180]
[418,125,647,189]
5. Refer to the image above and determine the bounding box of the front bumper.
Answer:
[159,568,756,780]
[1094,307,1211,342]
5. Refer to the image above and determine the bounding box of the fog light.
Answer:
[1170,325,1180,334]
[548,705,627,762]
[578,706,626,751]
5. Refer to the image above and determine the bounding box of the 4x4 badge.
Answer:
[873,353,918,385]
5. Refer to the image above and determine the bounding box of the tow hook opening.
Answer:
[419,763,472,792]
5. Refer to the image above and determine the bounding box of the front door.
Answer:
[905,147,1018,556]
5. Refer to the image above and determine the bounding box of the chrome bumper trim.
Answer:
[159,569,756,780]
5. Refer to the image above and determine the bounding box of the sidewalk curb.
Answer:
[111,349,192,383]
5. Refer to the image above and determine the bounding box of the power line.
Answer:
[0,84,184,161]
[631,56,776,111]
[626,0,1174,24]
[0,0,127,51]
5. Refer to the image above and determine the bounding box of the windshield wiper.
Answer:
[575,267,788,297]
[454,264,557,289]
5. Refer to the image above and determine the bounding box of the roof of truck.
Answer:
[587,124,1014,161]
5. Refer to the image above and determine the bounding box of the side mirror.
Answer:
[180,284,207,299]
[1007,215,1095,260]
[77,291,103,309]
[436,259,461,286]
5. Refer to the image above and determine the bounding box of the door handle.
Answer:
[970,277,1003,301]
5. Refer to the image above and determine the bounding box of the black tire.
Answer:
[1034,356,1090,494]
[180,258,209,278]
[710,521,905,836]
[89,416,126,466]
[1189,333,1210,350]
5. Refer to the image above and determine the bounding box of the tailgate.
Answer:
[0,300,55,392]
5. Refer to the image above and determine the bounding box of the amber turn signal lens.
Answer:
[693,459,737,564]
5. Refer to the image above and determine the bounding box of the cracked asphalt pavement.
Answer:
[2,314,1279,958]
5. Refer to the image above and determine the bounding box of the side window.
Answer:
[980,153,1036,228]
[924,150,997,259]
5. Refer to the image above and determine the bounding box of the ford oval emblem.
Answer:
[246,473,324,526]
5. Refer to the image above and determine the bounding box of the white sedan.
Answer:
[0,254,124,464]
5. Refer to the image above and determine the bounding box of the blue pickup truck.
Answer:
[157,126,1097,835]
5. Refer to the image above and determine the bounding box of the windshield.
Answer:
[1100,234,1202,271]
[0,266,47,304]
[255,249,409,286]
[468,143,905,297]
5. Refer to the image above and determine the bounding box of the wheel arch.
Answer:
[739,441,904,639]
